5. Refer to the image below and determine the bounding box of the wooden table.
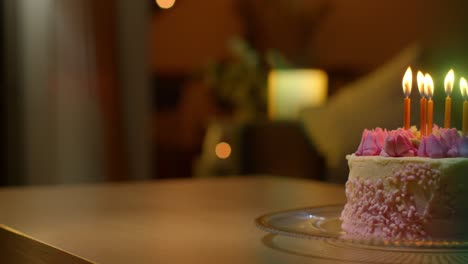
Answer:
[0,176,346,263]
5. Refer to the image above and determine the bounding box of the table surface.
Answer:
[0,176,347,264]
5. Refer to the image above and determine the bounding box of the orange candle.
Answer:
[420,97,427,135]
[445,96,452,128]
[402,67,413,130]
[460,77,468,135]
[444,69,454,128]
[417,71,426,136]
[425,74,434,135]
[404,97,411,129]
[427,99,434,135]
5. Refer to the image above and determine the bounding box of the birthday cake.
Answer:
[340,67,468,241]
[340,127,468,240]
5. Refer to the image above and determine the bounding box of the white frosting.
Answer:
[341,155,468,240]
[347,154,468,188]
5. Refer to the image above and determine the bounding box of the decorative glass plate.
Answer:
[255,205,468,249]
[256,205,468,263]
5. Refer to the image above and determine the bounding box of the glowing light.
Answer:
[444,69,455,96]
[402,67,412,97]
[267,69,327,120]
[156,0,175,9]
[215,142,231,159]
[424,73,434,98]
[417,71,426,96]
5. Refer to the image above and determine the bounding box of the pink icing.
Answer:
[356,125,467,158]
[381,129,417,157]
[340,163,442,240]
[355,128,387,156]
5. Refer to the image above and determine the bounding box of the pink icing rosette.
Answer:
[355,128,387,156]
[355,126,466,158]
[417,128,461,158]
[380,128,418,157]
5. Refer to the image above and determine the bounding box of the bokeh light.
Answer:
[156,0,176,9]
[215,142,231,159]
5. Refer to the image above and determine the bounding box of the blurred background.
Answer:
[3,0,468,186]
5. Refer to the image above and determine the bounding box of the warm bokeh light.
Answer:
[417,71,426,96]
[215,142,231,159]
[444,69,455,95]
[402,67,412,97]
[460,77,468,99]
[267,69,328,120]
[424,73,434,98]
[156,0,176,9]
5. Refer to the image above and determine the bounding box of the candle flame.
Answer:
[402,67,412,97]
[424,73,434,98]
[417,71,426,96]
[444,69,455,96]
[460,77,468,100]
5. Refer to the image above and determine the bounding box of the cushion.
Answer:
[300,44,421,183]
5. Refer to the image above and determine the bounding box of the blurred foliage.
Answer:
[205,37,295,121]
[205,0,330,121]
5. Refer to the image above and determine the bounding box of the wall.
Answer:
[150,0,242,72]
[150,0,468,74]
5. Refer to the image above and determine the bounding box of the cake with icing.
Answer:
[340,126,468,240]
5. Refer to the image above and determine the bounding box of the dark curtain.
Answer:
[0,1,5,185]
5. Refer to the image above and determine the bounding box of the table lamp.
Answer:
[267,69,328,120]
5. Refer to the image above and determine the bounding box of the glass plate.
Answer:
[255,205,468,250]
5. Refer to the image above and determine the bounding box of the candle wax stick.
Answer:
[464,100,468,136]
[420,97,427,136]
[427,98,434,135]
[444,96,451,128]
[404,97,411,130]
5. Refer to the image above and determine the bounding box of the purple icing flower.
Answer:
[418,135,447,158]
[418,128,461,158]
[355,128,387,156]
[440,128,461,157]
[459,137,468,157]
[381,129,417,157]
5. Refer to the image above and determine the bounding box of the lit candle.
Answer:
[444,69,454,128]
[425,74,434,135]
[417,71,427,136]
[460,77,468,135]
[402,67,413,130]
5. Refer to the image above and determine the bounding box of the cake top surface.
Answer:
[347,154,468,162]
